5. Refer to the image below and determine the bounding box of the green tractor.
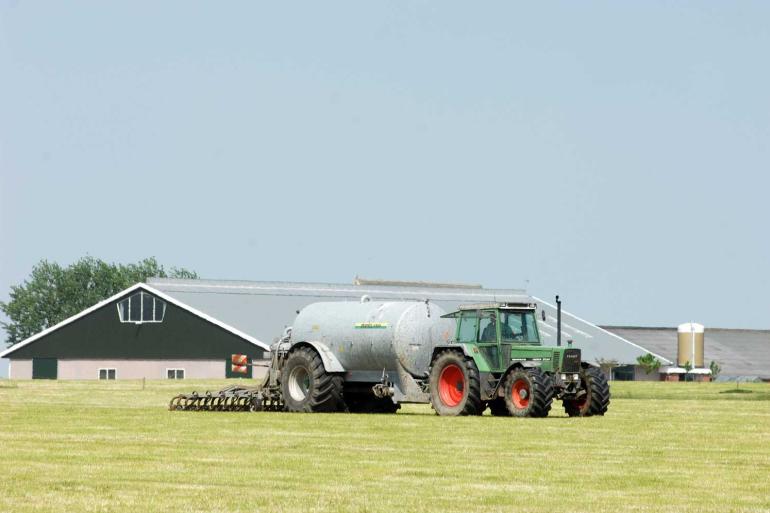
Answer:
[427,300,610,417]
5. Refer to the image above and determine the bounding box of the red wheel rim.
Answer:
[511,378,530,409]
[438,364,465,407]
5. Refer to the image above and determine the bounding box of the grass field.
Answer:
[1,380,769,513]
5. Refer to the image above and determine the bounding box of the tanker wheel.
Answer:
[281,347,344,413]
[503,367,553,418]
[487,398,510,417]
[564,366,610,417]
[428,350,482,416]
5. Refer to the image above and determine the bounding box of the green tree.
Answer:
[1,257,197,347]
[709,360,721,380]
[636,353,662,375]
[682,360,693,381]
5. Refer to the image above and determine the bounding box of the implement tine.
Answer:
[170,386,266,412]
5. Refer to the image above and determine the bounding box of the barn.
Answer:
[0,283,268,380]
[602,325,770,381]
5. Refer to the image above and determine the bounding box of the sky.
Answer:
[1,2,769,376]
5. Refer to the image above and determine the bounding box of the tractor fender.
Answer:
[291,341,346,373]
[506,360,543,371]
[430,344,473,361]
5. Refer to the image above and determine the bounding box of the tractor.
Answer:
[428,302,610,417]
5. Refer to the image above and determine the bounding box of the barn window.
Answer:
[99,368,116,380]
[117,291,166,324]
[166,368,185,380]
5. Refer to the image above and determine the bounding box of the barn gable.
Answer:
[0,283,268,361]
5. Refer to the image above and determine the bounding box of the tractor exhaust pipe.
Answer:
[556,295,562,347]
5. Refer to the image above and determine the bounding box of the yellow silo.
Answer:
[677,322,705,368]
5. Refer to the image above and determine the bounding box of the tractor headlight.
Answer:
[573,374,579,381]
[561,374,567,381]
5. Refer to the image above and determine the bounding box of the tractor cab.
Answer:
[442,302,542,372]
[443,303,540,342]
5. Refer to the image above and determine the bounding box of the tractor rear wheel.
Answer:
[563,366,610,417]
[281,347,344,413]
[503,368,553,417]
[429,350,482,416]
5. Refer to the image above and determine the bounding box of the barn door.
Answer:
[32,358,58,379]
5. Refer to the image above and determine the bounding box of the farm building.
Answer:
[0,283,267,380]
[602,326,770,381]
[2,276,767,381]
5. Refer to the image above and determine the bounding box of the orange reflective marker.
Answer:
[231,354,248,365]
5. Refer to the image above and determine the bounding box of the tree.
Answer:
[709,360,721,380]
[682,360,693,381]
[636,353,662,375]
[1,257,197,347]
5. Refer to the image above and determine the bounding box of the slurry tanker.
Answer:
[170,297,610,417]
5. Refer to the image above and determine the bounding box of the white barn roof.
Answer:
[149,277,670,365]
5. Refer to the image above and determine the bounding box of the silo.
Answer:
[677,322,705,368]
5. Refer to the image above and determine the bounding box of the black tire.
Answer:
[487,398,510,417]
[281,347,344,413]
[564,366,610,417]
[429,350,483,416]
[503,367,553,418]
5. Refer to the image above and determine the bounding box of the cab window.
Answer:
[478,311,497,343]
[501,311,540,342]
[457,311,479,342]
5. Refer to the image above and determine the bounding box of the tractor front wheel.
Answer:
[503,368,554,417]
[563,366,610,417]
[429,350,482,416]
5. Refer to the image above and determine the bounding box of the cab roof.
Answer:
[442,302,537,318]
[458,302,536,311]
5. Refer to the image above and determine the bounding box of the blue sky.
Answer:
[1,2,769,375]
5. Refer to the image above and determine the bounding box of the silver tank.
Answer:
[289,300,454,378]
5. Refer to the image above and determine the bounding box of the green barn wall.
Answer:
[8,290,262,361]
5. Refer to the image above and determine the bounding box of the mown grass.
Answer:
[1,380,768,513]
